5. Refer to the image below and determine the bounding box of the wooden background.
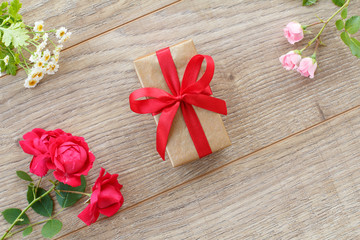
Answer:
[0,0,359,239]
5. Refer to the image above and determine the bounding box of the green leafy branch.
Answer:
[1,172,89,239]
[301,0,360,59]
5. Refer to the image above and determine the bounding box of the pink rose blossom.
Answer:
[279,51,302,70]
[297,57,317,78]
[284,22,304,44]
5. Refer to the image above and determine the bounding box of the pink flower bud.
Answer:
[297,57,317,79]
[279,51,302,70]
[284,22,304,44]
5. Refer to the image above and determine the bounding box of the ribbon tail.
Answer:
[181,103,212,158]
[156,102,180,160]
[183,94,227,115]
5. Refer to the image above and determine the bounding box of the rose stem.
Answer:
[0,184,56,240]
[301,0,350,52]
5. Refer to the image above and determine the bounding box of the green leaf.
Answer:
[0,2,8,15]
[27,187,53,217]
[332,0,346,7]
[1,22,29,48]
[341,8,348,19]
[56,175,86,208]
[345,16,360,34]
[23,226,33,237]
[2,208,30,225]
[41,219,62,239]
[5,54,17,76]
[348,37,360,58]
[302,0,317,6]
[16,171,33,182]
[341,31,351,46]
[8,0,22,21]
[336,19,344,30]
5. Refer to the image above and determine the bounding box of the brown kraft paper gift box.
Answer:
[133,39,231,167]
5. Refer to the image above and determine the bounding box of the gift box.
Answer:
[130,40,231,167]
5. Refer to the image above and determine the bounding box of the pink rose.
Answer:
[19,128,67,177]
[48,135,95,187]
[284,22,304,44]
[297,57,317,78]
[78,168,124,226]
[279,51,302,70]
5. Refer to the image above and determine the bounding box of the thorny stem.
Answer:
[0,184,56,240]
[301,0,350,52]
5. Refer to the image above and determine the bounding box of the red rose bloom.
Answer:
[78,168,124,226]
[19,128,67,177]
[48,134,95,187]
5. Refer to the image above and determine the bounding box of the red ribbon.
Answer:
[129,47,227,160]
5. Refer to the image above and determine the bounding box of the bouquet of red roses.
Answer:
[1,128,124,239]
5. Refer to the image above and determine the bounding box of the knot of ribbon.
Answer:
[129,47,227,160]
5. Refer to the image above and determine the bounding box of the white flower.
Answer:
[46,61,59,74]
[29,51,41,63]
[34,59,46,68]
[43,33,49,42]
[37,41,47,52]
[42,49,51,62]
[33,33,41,41]
[4,55,9,66]
[56,27,67,39]
[54,45,63,53]
[52,52,60,63]
[24,77,40,88]
[33,21,44,32]
[58,32,71,44]
[28,67,45,81]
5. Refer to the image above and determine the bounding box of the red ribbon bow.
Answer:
[129,47,227,160]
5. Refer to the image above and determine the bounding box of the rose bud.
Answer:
[284,22,304,44]
[19,128,68,177]
[279,51,302,70]
[48,134,95,187]
[297,57,317,79]
[78,168,124,226]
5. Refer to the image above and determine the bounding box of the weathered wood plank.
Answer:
[19,0,179,46]
[0,0,359,238]
[61,106,360,239]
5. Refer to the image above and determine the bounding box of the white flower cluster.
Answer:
[24,21,71,88]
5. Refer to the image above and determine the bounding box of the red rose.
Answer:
[19,128,66,177]
[48,134,95,187]
[78,168,124,226]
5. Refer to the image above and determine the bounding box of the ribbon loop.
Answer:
[129,47,227,160]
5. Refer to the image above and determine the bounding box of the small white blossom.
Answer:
[42,49,51,62]
[46,61,59,75]
[43,33,49,42]
[34,59,46,68]
[58,32,71,44]
[33,33,41,41]
[29,51,41,63]
[33,21,44,32]
[37,41,47,52]
[24,77,40,88]
[4,55,9,66]
[52,52,60,63]
[28,67,45,81]
[56,27,67,39]
[54,45,63,53]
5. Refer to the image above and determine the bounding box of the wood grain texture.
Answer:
[0,0,359,239]
[62,104,360,239]
[18,0,178,47]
